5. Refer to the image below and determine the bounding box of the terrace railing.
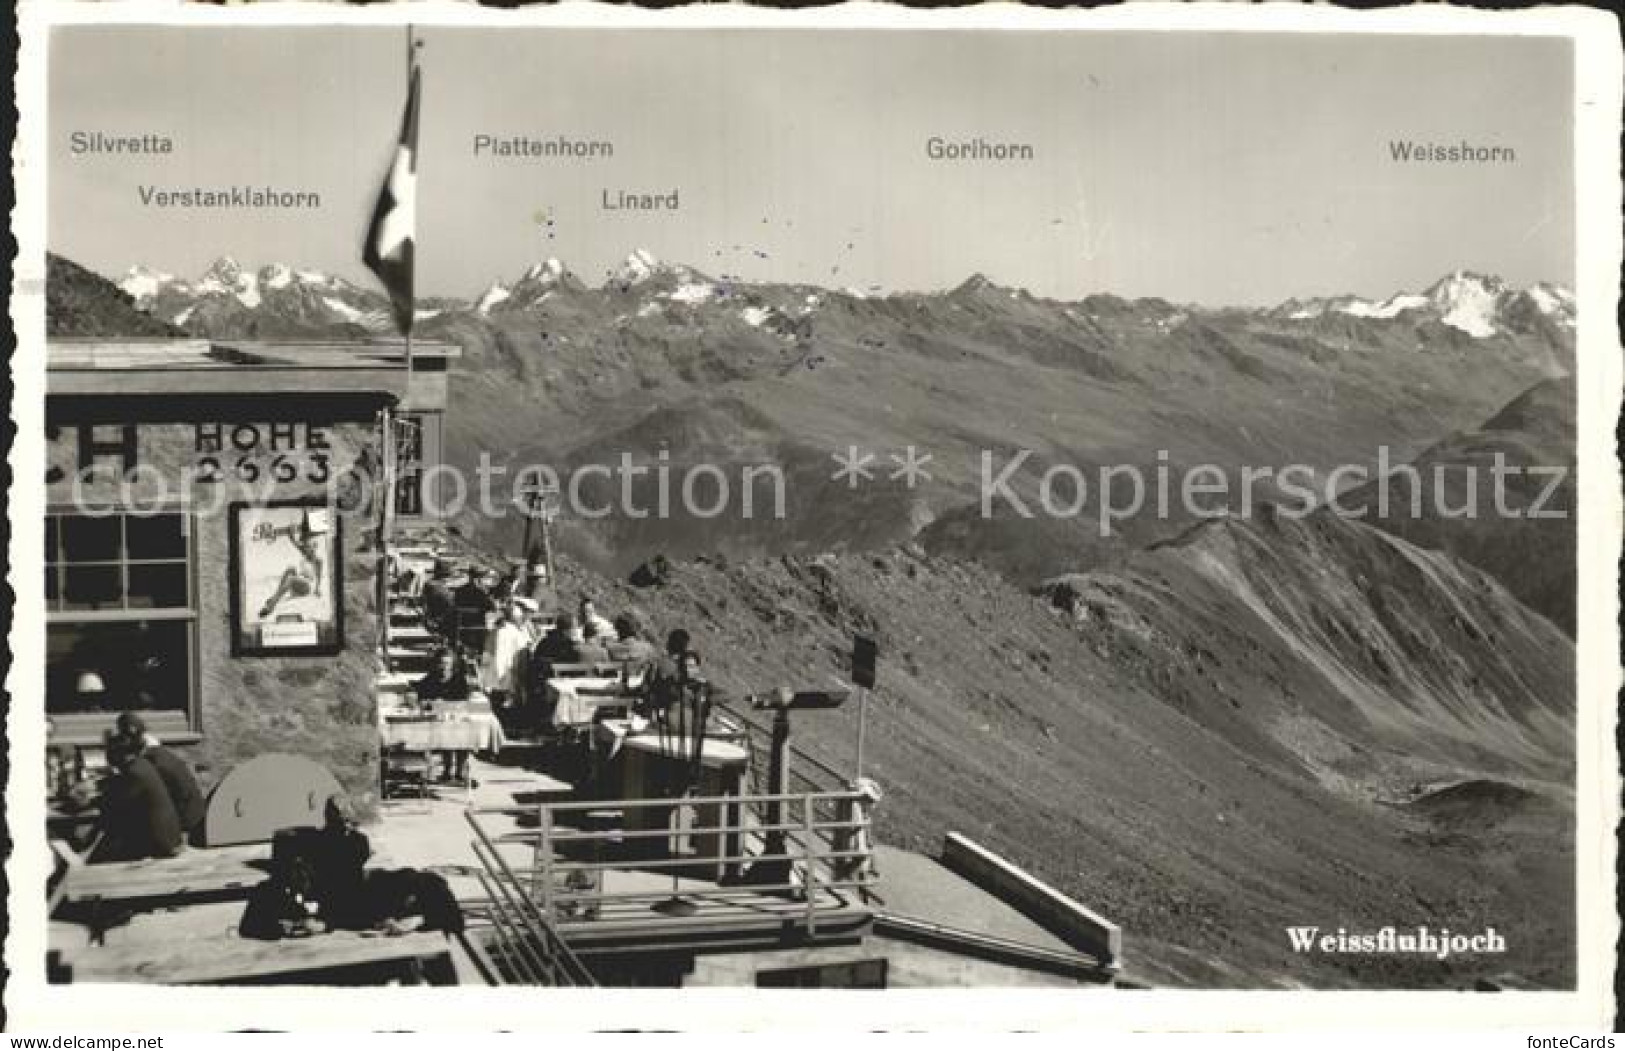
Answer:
[462,808,597,986]
[467,784,879,940]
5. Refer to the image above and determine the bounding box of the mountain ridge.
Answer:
[117,251,1575,344]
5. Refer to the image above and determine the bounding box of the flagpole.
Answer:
[404,24,418,382]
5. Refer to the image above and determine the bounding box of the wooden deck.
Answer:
[55,843,272,908]
[551,887,873,957]
[53,923,455,985]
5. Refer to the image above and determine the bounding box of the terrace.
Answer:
[46,540,1120,988]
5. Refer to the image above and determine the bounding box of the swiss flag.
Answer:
[363,65,420,336]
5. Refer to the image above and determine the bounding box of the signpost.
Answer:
[515,477,560,583]
[852,634,878,778]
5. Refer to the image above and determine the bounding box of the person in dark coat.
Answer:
[641,629,697,715]
[531,614,584,676]
[453,569,498,658]
[420,559,460,644]
[96,735,183,862]
[115,713,206,841]
[412,648,476,784]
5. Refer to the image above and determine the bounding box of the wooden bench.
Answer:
[55,843,273,910]
[390,625,438,648]
[56,928,455,985]
[549,662,637,680]
[49,710,201,749]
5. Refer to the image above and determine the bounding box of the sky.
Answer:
[48,26,1574,306]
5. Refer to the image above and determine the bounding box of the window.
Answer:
[393,412,444,518]
[394,413,425,517]
[45,511,196,726]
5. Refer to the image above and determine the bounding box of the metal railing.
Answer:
[716,699,855,798]
[463,808,596,986]
[467,785,879,940]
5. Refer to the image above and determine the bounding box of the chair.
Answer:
[381,744,435,813]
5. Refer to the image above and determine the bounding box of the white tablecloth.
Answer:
[379,698,506,752]
[547,677,633,728]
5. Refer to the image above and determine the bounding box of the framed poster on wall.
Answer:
[228,500,344,656]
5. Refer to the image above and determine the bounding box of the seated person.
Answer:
[415,646,474,702]
[531,613,585,677]
[606,613,658,665]
[95,734,183,862]
[115,712,206,843]
[577,597,616,646]
[641,629,701,716]
[576,631,611,667]
[412,649,476,785]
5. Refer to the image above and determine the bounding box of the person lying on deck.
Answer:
[95,734,183,863]
[115,712,206,844]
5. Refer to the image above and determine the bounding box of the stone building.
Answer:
[44,338,456,813]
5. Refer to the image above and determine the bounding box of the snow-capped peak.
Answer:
[261,263,294,290]
[204,256,242,282]
[475,281,511,314]
[1339,292,1427,319]
[666,281,719,305]
[615,249,662,286]
[119,265,175,303]
[1425,270,1506,338]
[1275,270,1573,339]
[521,258,566,285]
[1525,282,1575,317]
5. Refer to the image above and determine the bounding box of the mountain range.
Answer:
[81,250,1579,632]
[118,251,1575,351]
[49,251,1580,985]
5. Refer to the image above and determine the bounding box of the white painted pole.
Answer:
[856,687,868,780]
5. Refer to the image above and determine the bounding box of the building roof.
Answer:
[46,338,458,398]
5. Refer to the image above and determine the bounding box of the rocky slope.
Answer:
[97,251,1576,586]
[1337,377,1576,634]
[428,508,1574,989]
[46,253,188,338]
[405,255,1573,585]
[53,251,1580,987]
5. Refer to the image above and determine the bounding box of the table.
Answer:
[617,733,751,880]
[379,698,507,753]
[548,676,634,728]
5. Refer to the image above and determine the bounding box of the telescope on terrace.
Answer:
[751,688,849,713]
[739,687,849,888]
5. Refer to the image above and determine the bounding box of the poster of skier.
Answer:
[229,501,344,656]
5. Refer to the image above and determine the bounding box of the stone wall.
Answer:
[47,405,387,815]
